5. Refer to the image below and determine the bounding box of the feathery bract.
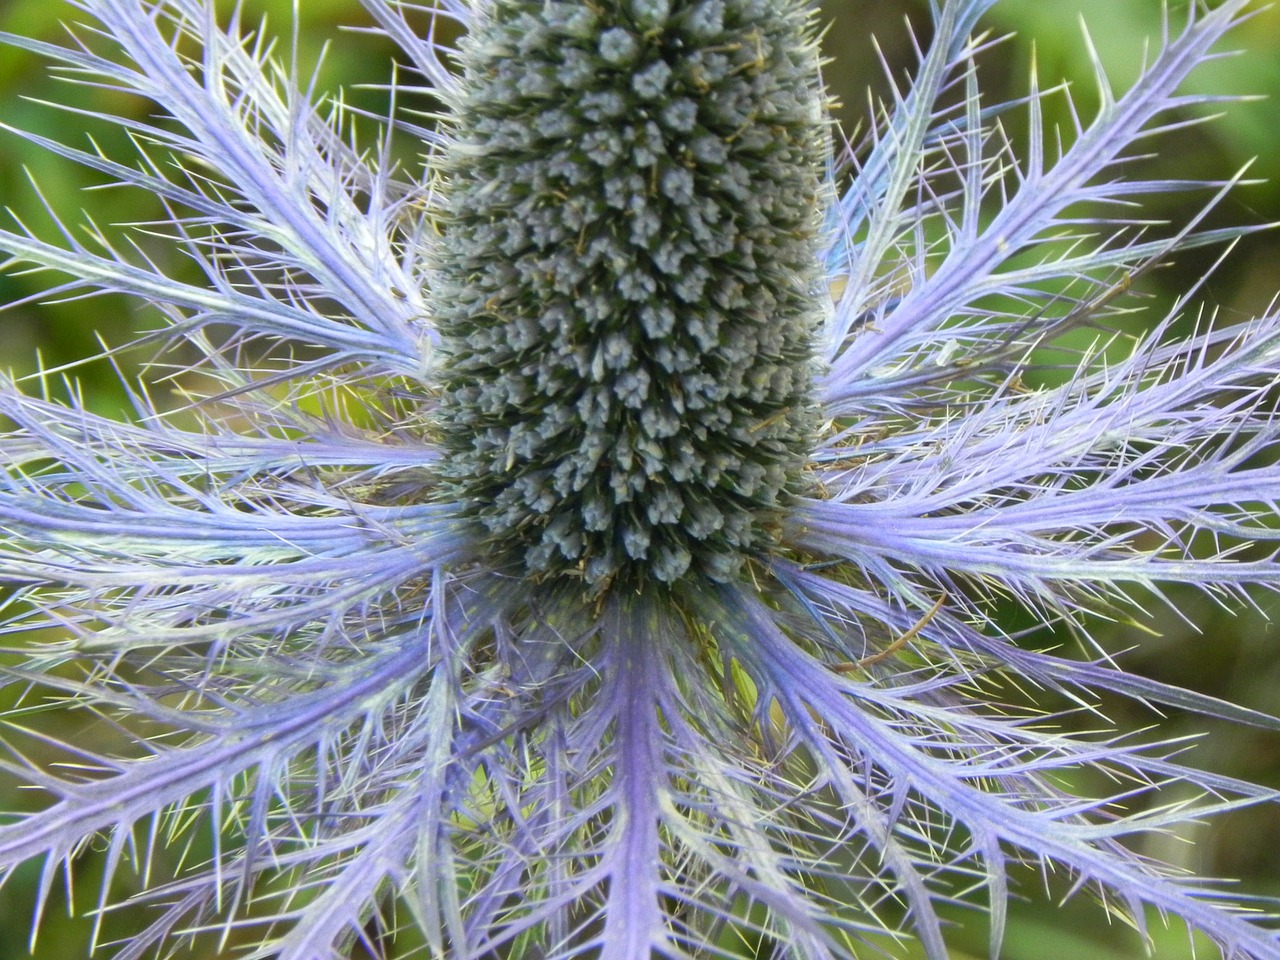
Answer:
[1,1,1279,958]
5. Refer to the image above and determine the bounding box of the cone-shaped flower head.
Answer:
[434,0,826,586]
[4,1,1280,959]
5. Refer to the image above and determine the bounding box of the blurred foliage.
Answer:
[0,1,1277,958]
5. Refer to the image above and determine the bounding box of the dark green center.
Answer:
[433,0,827,588]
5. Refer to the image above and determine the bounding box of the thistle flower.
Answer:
[0,0,1278,958]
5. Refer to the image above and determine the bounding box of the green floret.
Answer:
[433,0,829,588]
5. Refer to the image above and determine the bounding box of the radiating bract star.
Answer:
[1,1,1279,958]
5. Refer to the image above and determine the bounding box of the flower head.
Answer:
[1,1,1279,959]
[435,0,827,588]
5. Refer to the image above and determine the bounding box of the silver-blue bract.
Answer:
[0,1,1278,958]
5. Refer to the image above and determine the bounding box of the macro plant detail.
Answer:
[0,2,1277,960]
[435,0,826,587]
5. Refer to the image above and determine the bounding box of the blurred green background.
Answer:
[0,1,1278,957]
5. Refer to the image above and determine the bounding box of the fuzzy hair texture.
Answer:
[0,1,1279,959]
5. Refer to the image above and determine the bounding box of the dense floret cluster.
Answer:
[434,0,826,586]
[2,1,1279,958]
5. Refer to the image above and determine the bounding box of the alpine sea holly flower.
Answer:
[0,0,1277,959]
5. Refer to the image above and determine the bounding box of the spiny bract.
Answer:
[434,0,826,587]
[0,1,1278,959]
